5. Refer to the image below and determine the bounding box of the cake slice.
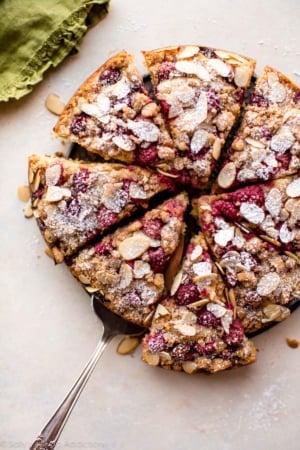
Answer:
[53,51,173,165]
[194,196,300,333]
[28,154,173,262]
[197,175,300,257]
[142,233,256,374]
[216,66,300,190]
[68,193,188,327]
[143,45,256,186]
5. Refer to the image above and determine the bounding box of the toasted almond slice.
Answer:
[174,323,196,336]
[154,304,170,319]
[286,177,300,198]
[165,233,185,292]
[260,234,281,247]
[187,298,209,309]
[177,45,200,59]
[23,201,33,218]
[245,137,265,148]
[212,139,222,160]
[214,261,225,275]
[234,66,251,88]
[118,234,151,260]
[45,186,71,202]
[143,351,160,366]
[18,185,30,202]
[32,170,41,192]
[156,168,179,178]
[44,247,54,259]
[78,274,90,285]
[284,251,300,264]
[257,273,281,296]
[170,271,183,296]
[117,336,140,355]
[85,286,100,293]
[28,166,35,184]
[52,246,64,264]
[193,273,218,282]
[182,361,197,374]
[46,93,65,115]
[263,304,282,321]
[228,289,237,318]
[217,162,236,189]
[159,351,172,362]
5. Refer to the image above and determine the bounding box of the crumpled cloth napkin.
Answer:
[0,0,110,102]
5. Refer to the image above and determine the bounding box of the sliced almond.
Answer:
[118,234,151,260]
[119,263,133,289]
[78,273,91,285]
[17,185,30,202]
[234,66,251,88]
[214,261,225,275]
[257,273,281,296]
[182,361,197,374]
[159,351,172,362]
[156,168,179,179]
[263,304,283,321]
[165,234,185,293]
[245,137,265,149]
[187,298,209,309]
[228,289,237,318]
[117,336,140,355]
[45,186,71,202]
[240,202,265,224]
[195,92,208,124]
[175,60,210,81]
[45,93,65,115]
[208,58,231,77]
[260,234,281,247]
[52,246,64,264]
[44,247,54,259]
[23,201,33,218]
[112,134,135,152]
[207,302,227,318]
[177,45,200,59]
[217,162,236,189]
[190,129,209,154]
[45,164,62,186]
[174,323,196,336]
[214,226,235,247]
[141,102,159,118]
[154,304,170,319]
[143,351,160,366]
[284,251,300,264]
[85,286,100,293]
[212,139,222,160]
[32,170,41,192]
[133,260,151,279]
[193,273,217,282]
[170,271,183,296]
[190,245,203,261]
[28,166,35,184]
[286,177,300,198]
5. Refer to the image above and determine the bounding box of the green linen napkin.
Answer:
[0,0,110,102]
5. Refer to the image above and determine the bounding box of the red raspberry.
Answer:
[125,291,143,306]
[235,89,245,105]
[207,90,221,112]
[146,331,166,352]
[94,240,113,256]
[230,185,265,207]
[99,68,121,85]
[157,62,176,81]
[293,91,300,103]
[157,173,176,191]
[244,290,262,308]
[97,207,118,229]
[212,200,238,220]
[160,100,170,116]
[67,198,81,216]
[249,93,269,107]
[275,153,290,170]
[73,169,90,193]
[148,247,169,273]
[175,282,199,306]
[194,341,216,355]
[197,308,221,328]
[224,319,244,346]
[70,114,87,136]
[170,169,191,186]
[171,343,193,361]
[135,146,158,166]
[164,197,185,216]
[225,269,237,287]
[141,218,163,239]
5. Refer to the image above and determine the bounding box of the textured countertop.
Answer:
[1,0,300,448]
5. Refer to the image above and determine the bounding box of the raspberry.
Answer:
[157,62,176,81]
[200,47,217,58]
[194,341,216,355]
[207,90,221,112]
[171,343,193,361]
[275,153,290,170]
[97,207,118,229]
[261,127,272,140]
[170,169,191,186]
[230,185,265,207]
[148,247,169,273]
[186,243,195,254]
[73,169,90,193]
[99,68,121,85]
[212,200,238,220]
[224,319,244,346]
[164,197,185,216]
[197,308,220,328]
[249,93,269,107]
[244,290,262,308]
[141,218,163,239]
[147,331,166,352]
[94,240,113,256]
[157,173,176,191]
[125,291,143,306]
[175,282,199,306]
[135,146,158,166]
[160,100,170,116]
[235,89,245,105]
[70,114,87,136]
[67,198,81,216]
[225,269,237,287]
[293,91,300,103]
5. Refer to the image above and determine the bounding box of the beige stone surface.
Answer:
[1,0,300,448]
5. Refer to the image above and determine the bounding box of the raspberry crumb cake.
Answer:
[68,194,188,327]
[29,46,300,374]
[142,233,256,373]
[28,154,171,262]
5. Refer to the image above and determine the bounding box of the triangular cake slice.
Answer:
[142,232,256,374]
[28,154,173,262]
[53,51,173,165]
[194,196,300,333]
[143,45,256,186]
[68,193,188,327]
[216,66,300,190]
[198,175,300,258]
